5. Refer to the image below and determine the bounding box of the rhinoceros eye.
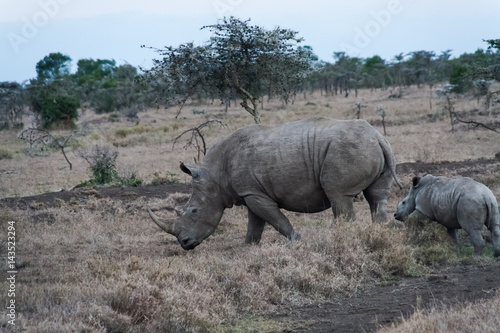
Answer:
[402,200,406,205]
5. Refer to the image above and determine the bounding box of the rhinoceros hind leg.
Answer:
[245,208,266,244]
[489,225,500,257]
[328,194,354,220]
[244,195,299,242]
[465,228,485,256]
[363,172,392,222]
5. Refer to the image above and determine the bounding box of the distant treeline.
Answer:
[303,48,498,97]
[1,42,499,129]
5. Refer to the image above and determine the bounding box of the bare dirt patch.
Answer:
[279,263,500,332]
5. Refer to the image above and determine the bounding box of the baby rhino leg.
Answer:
[458,204,486,256]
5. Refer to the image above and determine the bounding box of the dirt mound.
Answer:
[397,157,500,179]
[0,183,191,210]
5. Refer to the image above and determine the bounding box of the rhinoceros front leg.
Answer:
[408,210,428,221]
[447,228,459,244]
[245,208,266,244]
[244,195,300,242]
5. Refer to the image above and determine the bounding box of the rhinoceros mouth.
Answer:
[393,212,404,221]
[178,236,201,250]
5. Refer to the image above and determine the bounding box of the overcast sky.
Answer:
[1,0,499,82]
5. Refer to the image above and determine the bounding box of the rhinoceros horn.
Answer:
[147,207,178,236]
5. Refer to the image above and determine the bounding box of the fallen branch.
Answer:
[451,111,498,133]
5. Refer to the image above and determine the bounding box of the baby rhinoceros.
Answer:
[394,175,500,257]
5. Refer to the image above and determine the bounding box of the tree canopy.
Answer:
[143,17,312,123]
[35,52,72,83]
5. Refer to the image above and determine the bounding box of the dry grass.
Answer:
[379,292,500,333]
[1,85,500,331]
[0,197,421,332]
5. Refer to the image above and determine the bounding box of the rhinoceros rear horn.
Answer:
[147,207,178,236]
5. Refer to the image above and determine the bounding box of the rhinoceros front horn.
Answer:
[147,207,178,236]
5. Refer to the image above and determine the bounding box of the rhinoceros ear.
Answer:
[180,163,202,180]
[412,176,421,187]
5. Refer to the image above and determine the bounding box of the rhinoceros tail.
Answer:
[378,134,403,189]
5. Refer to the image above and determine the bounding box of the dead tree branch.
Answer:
[173,120,226,162]
[18,128,74,170]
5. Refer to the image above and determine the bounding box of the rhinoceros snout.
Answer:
[178,236,200,251]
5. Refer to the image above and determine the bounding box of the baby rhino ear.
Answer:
[412,176,421,187]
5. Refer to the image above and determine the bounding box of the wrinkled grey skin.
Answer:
[148,117,401,250]
[395,175,500,257]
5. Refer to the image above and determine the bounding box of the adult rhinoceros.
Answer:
[148,117,401,250]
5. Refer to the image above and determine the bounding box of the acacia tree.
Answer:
[143,17,311,123]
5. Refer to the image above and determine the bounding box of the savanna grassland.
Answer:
[1,85,500,332]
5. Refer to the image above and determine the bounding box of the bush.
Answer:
[122,105,141,120]
[119,172,143,187]
[31,91,79,127]
[151,171,180,185]
[115,128,129,138]
[77,144,119,185]
[449,65,472,94]
[0,148,13,160]
[93,90,117,113]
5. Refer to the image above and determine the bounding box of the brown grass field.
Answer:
[1,85,500,332]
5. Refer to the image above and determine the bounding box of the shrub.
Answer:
[0,148,13,160]
[122,105,141,120]
[151,171,180,185]
[93,90,117,113]
[77,144,119,185]
[119,172,143,187]
[449,65,472,94]
[115,128,129,138]
[31,91,79,127]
